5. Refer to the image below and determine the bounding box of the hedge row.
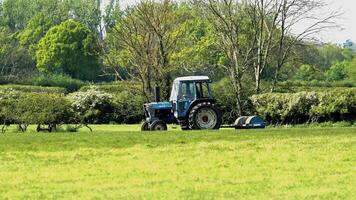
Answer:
[80,81,142,93]
[0,87,145,133]
[0,84,66,94]
[251,88,356,124]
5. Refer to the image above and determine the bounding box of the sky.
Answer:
[321,0,356,44]
[107,0,356,44]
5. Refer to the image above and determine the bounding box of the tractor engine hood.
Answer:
[144,102,173,110]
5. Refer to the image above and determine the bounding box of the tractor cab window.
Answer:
[179,82,195,101]
[195,82,210,99]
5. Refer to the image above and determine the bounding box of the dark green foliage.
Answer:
[212,78,255,123]
[32,74,85,92]
[211,78,239,123]
[113,89,145,124]
[36,20,101,81]
[251,88,356,124]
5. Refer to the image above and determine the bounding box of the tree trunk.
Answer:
[230,72,243,117]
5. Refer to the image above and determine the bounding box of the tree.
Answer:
[315,44,353,71]
[19,13,65,58]
[65,0,102,35]
[0,0,38,31]
[106,0,190,100]
[270,0,340,91]
[325,61,348,81]
[36,20,101,80]
[294,64,324,81]
[0,26,34,78]
[346,57,356,82]
[197,0,257,116]
[171,4,225,80]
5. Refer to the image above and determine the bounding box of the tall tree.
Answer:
[36,20,101,80]
[197,0,257,116]
[106,0,189,100]
[269,0,340,91]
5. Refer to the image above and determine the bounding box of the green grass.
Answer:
[0,126,355,199]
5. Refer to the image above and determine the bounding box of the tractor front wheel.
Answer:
[188,102,221,130]
[150,120,167,131]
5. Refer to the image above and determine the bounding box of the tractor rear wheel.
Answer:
[188,102,221,130]
[141,121,149,131]
[150,120,167,131]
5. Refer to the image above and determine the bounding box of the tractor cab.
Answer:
[169,76,214,120]
[142,76,222,131]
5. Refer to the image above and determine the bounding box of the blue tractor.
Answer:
[141,76,222,131]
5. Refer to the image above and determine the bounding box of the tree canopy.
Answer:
[36,20,101,80]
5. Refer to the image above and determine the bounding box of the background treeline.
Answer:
[0,0,355,127]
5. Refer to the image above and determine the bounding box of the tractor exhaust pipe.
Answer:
[155,86,160,102]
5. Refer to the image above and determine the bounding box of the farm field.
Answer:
[0,125,355,199]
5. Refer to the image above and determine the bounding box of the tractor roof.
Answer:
[174,76,210,82]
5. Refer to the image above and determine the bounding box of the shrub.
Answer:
[67,87,117,126]
[113,90,145,124]
[251,88,356,124]
[80,81,142,93]
[32,74,85,92]
[0,90,22,132]
[16,93,73,131]
[1,91,72,132]
[0,75,33,85]
[0,84,66,94]
[212,78,255,124]
[309,89,356,122]
[81,82,146,124]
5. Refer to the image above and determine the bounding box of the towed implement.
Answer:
[141,76,266,131]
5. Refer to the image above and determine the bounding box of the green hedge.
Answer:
[251,88,356,124]
[32,74,86,92]
[0,91,72,132]
[0,84,66,94]
[80,81,142,93]
[1,84,146,132]
[81,83,146,124]
[275,80,356,93]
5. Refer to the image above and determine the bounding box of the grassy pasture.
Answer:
[0,125,355,199]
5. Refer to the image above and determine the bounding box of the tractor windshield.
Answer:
[179,82,195,101]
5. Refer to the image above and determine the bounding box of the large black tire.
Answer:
[141,121,149,131]
[188,102,222,130]
[150,120,168,131]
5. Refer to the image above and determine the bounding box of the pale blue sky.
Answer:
[112,0,355,44]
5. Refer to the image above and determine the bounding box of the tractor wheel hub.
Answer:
[196,108,217,129]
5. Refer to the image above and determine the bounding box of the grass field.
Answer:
[0,125,355,199]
